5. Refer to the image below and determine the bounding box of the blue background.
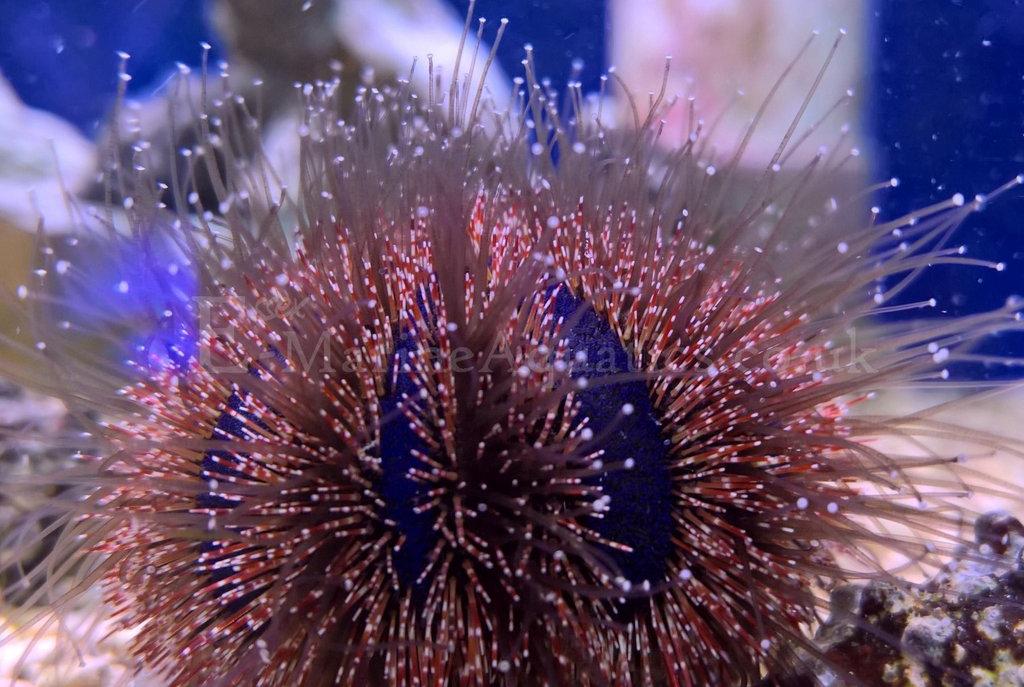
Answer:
[1,0,1022,374]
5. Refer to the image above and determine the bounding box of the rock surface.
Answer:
[792,512,1024,686]
[0,73,95,233]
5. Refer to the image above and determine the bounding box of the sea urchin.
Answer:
[3,15,1023,687]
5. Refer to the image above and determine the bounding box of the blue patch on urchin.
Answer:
[376,289,676,589]
[552,287,675,586]
[198,391,256,507]
[378,331,439,588]
[198,391,261,606]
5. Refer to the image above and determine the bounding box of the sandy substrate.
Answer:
[0,597,160,687]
